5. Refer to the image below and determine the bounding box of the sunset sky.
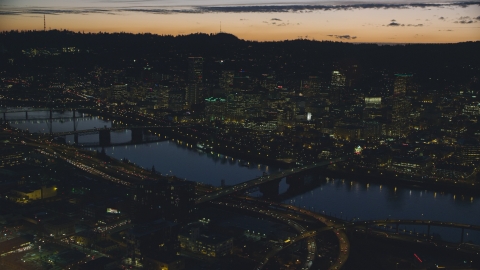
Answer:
[1,0,479,43]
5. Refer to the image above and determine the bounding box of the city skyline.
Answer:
[1,0,480,43]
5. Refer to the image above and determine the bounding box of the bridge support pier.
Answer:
[25,111,28,120]
[74,134,79,145]
[259,178,281,199]
[131,128,144,143]
[286,174,305,189]
[3,112,5,121]
[49,109,53,120]
[47,119,53,134]
[461,228,464,243]
[99,129,111,146]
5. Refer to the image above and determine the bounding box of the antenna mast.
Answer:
[220,21,222,33]
[44,14,46,31]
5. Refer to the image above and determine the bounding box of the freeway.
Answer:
[19,134,161,186]
[350,219,480,231]
[242,197,350,270]
[211,200,317,270]
[196,156,346,204]
[43,125,162,136]
[1,107,95,113]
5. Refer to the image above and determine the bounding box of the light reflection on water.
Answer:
[286,178,480,244]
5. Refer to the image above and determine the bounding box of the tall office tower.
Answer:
[226,91,245,121]
[330,71,346,104]
[302,76,321,98]
[187,57,203,107]
[220,70,234,90]
[158,85,170,109]
[393,74,412,97]
[168,89,185,112]
[185,83,199,107]
[390,74,413,137]
[111,83,127,101]
[188,57,203,83]
[205,97,226,121]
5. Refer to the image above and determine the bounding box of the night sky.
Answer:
[1,0,479,42]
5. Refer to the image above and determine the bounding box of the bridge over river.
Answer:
[196,156,347,204]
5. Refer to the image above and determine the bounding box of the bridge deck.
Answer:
[196,157,346,204]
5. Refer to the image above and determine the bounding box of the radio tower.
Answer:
[44,14,46,31]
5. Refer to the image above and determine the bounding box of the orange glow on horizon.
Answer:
[1,6,479,43]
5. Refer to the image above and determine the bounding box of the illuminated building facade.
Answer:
[8,185,57,204]
[330,70,346,104]
[205,97,226,121]
[186,57,203,107]
[178,227,233,257]
[111,83,128,101]
[390,74,412,137]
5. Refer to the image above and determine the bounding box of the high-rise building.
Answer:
[188,57,203,83]
[220,70,234,90]
[390,74,412,137]
[457,138,480,165]
[187,57,204,107]
[158,85,170,109]
[393,74,412,97]
[111,83,127,101]
[185,83,199,107]
[226,91,245,120]
[330,71,346,104]
[168,89,185,112]
[205,97,226,121]
[302,76,323,98]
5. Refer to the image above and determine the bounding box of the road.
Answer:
[242,197,350,270]
[211,200,317,270]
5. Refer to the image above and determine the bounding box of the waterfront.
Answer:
[9,113,480,244]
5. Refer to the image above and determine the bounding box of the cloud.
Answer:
[271,18,282,21]
[387,21,401,26]
[387,19,423,27]
[327,34,357,40]
[438,16,446,20]
[1,1,479,16]
[454,20,475,24]
[458,16,471,20]
[475,16,480,20]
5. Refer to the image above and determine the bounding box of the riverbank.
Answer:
[324,167,480,196]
